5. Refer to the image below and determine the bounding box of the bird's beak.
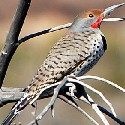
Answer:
[102,3,125,18]
[91,3,125,28]
[103,17,125,22]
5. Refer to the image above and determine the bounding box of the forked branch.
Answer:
[27,75,125,125]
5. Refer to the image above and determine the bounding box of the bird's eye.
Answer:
[89,14,94,18]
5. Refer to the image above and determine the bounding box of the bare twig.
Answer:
[18,23,71,44]
[58,95,99,125]
[83,94,110,125]
[92,103,110,125]
[77,75,125,93]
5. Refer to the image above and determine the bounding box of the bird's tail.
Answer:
[2,82,50,125]
[1,94,32,125]
[1,109,17,125]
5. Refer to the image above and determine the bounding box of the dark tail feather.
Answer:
[1,94,31,125]
[1,109,18,125]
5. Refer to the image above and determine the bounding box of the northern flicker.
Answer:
[2,3,125,125]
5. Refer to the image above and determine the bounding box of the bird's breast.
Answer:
[74,32,106,76]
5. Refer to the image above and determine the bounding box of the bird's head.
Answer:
[70,3,125,32]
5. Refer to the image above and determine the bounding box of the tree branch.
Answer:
[18,23,71,44]
[0,87,25,107]
[0,83,59,108]
[98,105,125,125]
[0,0,31,88]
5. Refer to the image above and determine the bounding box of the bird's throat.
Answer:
[91,16,103,28]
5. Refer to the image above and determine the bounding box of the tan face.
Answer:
[79,9,105,29]
[82,9,104,19]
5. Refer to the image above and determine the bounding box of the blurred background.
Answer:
[0,0,125,124]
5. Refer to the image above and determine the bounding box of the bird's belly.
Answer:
[74,48,104,76]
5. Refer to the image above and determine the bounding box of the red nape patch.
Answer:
[91,16,103,28]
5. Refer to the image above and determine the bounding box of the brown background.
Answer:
[0,0,125,124]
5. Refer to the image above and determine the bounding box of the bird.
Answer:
[2,3,124,125]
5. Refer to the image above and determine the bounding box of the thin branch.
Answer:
[1,87,25,92]
[18,23,71,44]
[0,0,31,88]
[98,105,125,125]
[84,94,110,125]
[92,103,110,125]
[67,78,116,117]
[58,95,99,125]
[77,75,125,93]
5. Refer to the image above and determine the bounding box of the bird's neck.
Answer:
[70,17,100,32]
[70,25,103,36]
